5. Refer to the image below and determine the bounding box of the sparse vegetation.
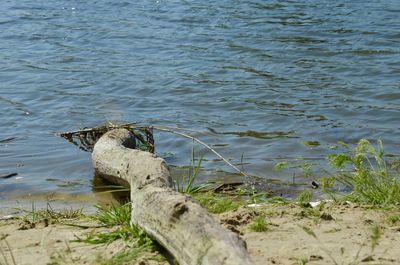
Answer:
[173,146,210,194]
[290,256,309,265]
[73,203,156,263]
[75,203,152,245]
[386,214,400,226]
[248,216,268,232]
[274,161,288,170]
[19,202,83,228]
[370,225,382,251]
[1,198,400,265]
[92,203,131,227]
[3,137,400,265]
[274,159,313,178]
[192,192,241,214]
[325,139,400,207]
[297,190,312,207]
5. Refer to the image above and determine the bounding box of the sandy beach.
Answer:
[1,201,399,265]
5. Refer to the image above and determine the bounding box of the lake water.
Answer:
[1,0,400,207]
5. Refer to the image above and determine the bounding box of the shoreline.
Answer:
[1,199,399,265]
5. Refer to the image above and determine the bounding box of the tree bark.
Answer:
[92,129,254,265]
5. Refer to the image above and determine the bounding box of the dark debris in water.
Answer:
[0,137,16,143]
[0,173,18,179]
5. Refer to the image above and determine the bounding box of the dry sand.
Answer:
[1,202,399,265]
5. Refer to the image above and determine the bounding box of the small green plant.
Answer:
[249,216,268,232]
[192,192,240,214]
[249,192,270,204]
[370,225,381,251]
[290,256,309,265]
[74,204,154,251]
[44,203,83,222]
[386,214,400,225]
[32,202,39,223]
[319,176,337,196]
[267,196,288,204]
[76,223,151,246]
[93,203,131,226]
[326,139,400,207]
[297,190,312,207]
[300,163,312,178]
[274,159,313,179]
[300,140,320,148]
[274,161,288,170]
[173,146,210,194]
[21,202,83,225]
[297,208,321,220]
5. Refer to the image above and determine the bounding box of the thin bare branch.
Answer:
[152,127,251,180]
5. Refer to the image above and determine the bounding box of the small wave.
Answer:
[350,49,396,55]
[208,128,297,139]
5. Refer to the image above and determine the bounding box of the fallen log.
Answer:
[92,129,254,265]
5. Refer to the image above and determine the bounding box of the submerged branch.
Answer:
[59,122,252,180]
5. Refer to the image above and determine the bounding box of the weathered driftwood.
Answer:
[92,129,254,265]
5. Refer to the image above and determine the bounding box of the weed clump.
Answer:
[75,203,152,246]
[248,216,268,232]
[20,202,83,229]
[93,203,131,226]
[325,139,400,207]
[297,190,312,207]
[74,203,156,264]
[370,225,381,251]
[386,214,400,226]
[290,256,309,265]
[192,192,241,214]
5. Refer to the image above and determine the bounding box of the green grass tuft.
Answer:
[386,214,400,226]
[74,203,155,261]
[192,192,240,214]
[21,202,83,225]
[93,203,131,226]
[297,190,312,207]
[325,139,400,207]
[249,216,268,232]
[290,256,309,265]
[173,146,211,194]
[370,225,381,251]
[274,161,289,170]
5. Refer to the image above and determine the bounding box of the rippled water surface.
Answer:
[1,0,400,204]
